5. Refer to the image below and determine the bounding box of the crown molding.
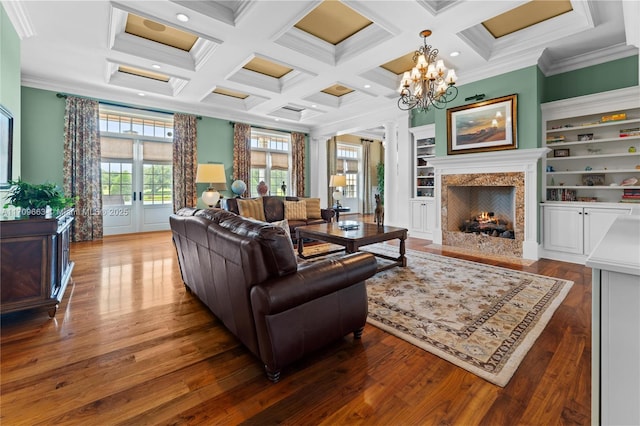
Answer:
[538,43,639,76]
[1,0,36,39]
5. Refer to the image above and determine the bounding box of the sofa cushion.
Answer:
[284,200,307,221]
[304,198,322,219]
[238,198,266,222]
[217,215,297,277]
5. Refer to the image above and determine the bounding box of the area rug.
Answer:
[348,244,573,387]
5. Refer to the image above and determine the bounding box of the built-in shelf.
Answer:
[542,87,640,204]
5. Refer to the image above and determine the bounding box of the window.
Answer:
[250,129,291,196]
[99,109,173,206]
[336,143,360,198]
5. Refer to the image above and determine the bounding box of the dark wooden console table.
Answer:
[0,209,74,317]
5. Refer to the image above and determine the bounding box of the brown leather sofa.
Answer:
[224,196,334,238]
[169,207,377,382]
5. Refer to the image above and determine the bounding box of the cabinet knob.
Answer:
[584,212,589,215]
[578,212,582,215]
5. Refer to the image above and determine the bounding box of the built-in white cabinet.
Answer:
[409,199,435,239]
[541,87,640,204]
[586,215,640,426]
[541,204,631,263]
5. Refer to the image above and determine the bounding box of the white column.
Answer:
[309,134,329,207]
[383,121,398,226]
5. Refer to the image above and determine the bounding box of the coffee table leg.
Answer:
[298,233,304,257]
[399,235,406,267]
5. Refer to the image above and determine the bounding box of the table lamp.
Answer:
[196,163,227,207]
[329,174,347,208]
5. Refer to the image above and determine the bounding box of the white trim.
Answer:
[1,0,36,39]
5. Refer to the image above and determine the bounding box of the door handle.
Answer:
[133,192,136,201]
[139,192,142,201]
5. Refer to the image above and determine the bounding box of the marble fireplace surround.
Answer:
[429,148,549,260]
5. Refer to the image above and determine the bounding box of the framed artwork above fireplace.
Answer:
[447,94,517,155]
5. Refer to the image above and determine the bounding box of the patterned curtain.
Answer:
[291,132,305,197]
[362,139,373,214]
[63,96,102,242]
[327,136,337,205]
[173,113,198,212]
[233,122,251,197]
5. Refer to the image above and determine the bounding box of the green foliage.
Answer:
[376,162,385,204]
[3,179,75,214]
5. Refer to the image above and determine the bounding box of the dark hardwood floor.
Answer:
[1,216,591,425]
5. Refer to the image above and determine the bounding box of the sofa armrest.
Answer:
[321,208,335,222]
[250,252,376,315]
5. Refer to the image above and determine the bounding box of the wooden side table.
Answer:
[332,205,351,222]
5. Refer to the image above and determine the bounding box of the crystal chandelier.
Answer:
[397,30,458,111]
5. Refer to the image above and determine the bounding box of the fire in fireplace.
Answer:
[460,211,515,239]
[446,185,516,239]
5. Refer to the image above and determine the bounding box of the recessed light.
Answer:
[311,104,317,108]
[138,92,145,96]
[450,51,460,57]
[176,13,189,22]
[151,64,161,69]
[274,118,280,121]
[364,84,371,89]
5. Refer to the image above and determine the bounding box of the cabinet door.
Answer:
[543,206,584,254]
[410,201,425,232]
[584,208,631,254]
[424,200,436,233]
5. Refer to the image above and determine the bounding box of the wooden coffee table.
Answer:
[296,222,407,272]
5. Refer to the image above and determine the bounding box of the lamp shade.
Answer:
[196,163,227,208]
[196,163,227,190]
[329,174,347,188]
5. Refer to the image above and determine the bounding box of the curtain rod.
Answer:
[229,121,307,136]
[56,93,202,120]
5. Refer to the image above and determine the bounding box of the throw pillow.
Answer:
[237,198,266,222]
[271,218,295,254]
[284,200,307,221]
[303,197,322,219]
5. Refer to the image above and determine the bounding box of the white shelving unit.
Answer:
[542,88,640,204]
[409,124,437,239]
[410,124,436,199]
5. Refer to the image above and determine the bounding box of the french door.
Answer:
[101,136,173,235]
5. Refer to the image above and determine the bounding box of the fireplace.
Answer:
[429,148,549,260]
[442,173,524,257]
[448,186,516,239]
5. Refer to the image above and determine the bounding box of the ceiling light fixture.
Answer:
[450,51,460,57]
[364,84,371,88]
[138,92,145,96]
[398,30,458,111]
[151,64,161,69]
[176,13,189,22]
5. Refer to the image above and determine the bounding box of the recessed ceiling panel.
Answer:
[125,13,198,51]
[213,87,249,99]
[321,84,354,97]
[482,0,573,38]
[380,52,416,75]
[118,65,170,82]
[243,57,293,78]
[294,0,372,45]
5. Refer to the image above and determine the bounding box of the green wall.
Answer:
[543,55,639,102]
[412,65,542,155]
[21,87,66,186]
[195,115,234,208]
[1,4,21,182]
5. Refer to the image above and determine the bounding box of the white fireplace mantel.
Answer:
[430,148,550,260]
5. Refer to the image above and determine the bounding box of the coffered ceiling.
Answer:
[4,0,639,135]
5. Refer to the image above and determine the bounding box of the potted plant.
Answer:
[3,179,75,217]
